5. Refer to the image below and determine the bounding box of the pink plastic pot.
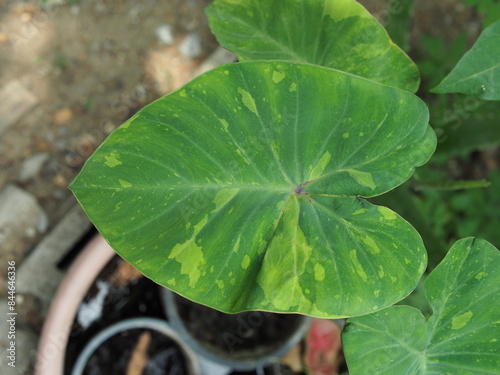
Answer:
[35,234,115,375]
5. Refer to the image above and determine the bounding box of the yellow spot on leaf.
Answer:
[179,89,187,97]
[374,290,380,297]
[353,208,367,215]
[314,263,325,281]
[272,70,285,83]
[212,189,239,213]
[324,0,371,22]
[309,151,331,180]
[216,280,224,289]
[220,118,229,130]
[379,207,397,221]
[241,255,250,269]
[390,276,397,282]
[104,152,122,168]
[167,278,176,286]
[346,169,376,190]
[350,250,367,282]
[236,149,251,165]
[451,311,473,330]
[169,216,207,288]
[378,265,385,278]
[232,237,241,253]
[359,235,380,254]
[257,196,314,312]
[289,83,297,92]
[119,179,132,188]
[343,132,349,139]
[475,271,487,280]
[237,88,258,115]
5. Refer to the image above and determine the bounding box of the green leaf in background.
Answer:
[206,0,420,92]
[342,238,500,374]
[70,61,435,317]
[430,97,500,157]
[431,20,500,100]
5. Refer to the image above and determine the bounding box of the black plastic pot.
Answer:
[71,317,201,375]
[160,289,311,374]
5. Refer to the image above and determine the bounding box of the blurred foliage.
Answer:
[413,165,500,250]
[384,0,415,52]
[461,0,500,27]
[377,1,500,316]
[417,33,468,93]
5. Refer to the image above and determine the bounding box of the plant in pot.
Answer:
[68,0,500,373]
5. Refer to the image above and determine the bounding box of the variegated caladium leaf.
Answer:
[206,0,420,92]
[342,238,500,374]
[70,61,436,317]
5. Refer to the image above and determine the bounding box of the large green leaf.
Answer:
[342,238,500,374]
[206,0,420,92]
[70,61,436,318]
[432,20,500,100]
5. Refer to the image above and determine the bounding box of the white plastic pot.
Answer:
[71,317,201,375]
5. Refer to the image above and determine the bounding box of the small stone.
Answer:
[0,185,48,295]
[25,226,37,238]
[0,32,9,44]
[37,213,49,233]
[52,107,73,126]
[70,5,80,15]
[18,153,50,181]
[20,12,33,23]
[155,24,174,45]
[180,32,202,59]
[53,174,67,188]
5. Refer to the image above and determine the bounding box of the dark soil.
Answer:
[173,294,303,360]
[65,254,168,374]
[82,328,188,375]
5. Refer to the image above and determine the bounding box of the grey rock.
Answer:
[0,185,48,295]
[155,24,174,46]
[16,204,92,313]
[180,32,202,59]
[18,153,50,181]
[0,80,38,135]
[195,47,237,76]
[0,297,38,375]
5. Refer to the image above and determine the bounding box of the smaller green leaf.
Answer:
[431,20,500,100]
[342,238,500,375]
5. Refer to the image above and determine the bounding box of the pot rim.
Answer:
[160,288,312,371]
[71,317,201,375]
[35,234,115,375]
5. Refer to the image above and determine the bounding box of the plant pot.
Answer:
[36,234,116,375]
[71,317,200,375]
[160,288,311,374]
